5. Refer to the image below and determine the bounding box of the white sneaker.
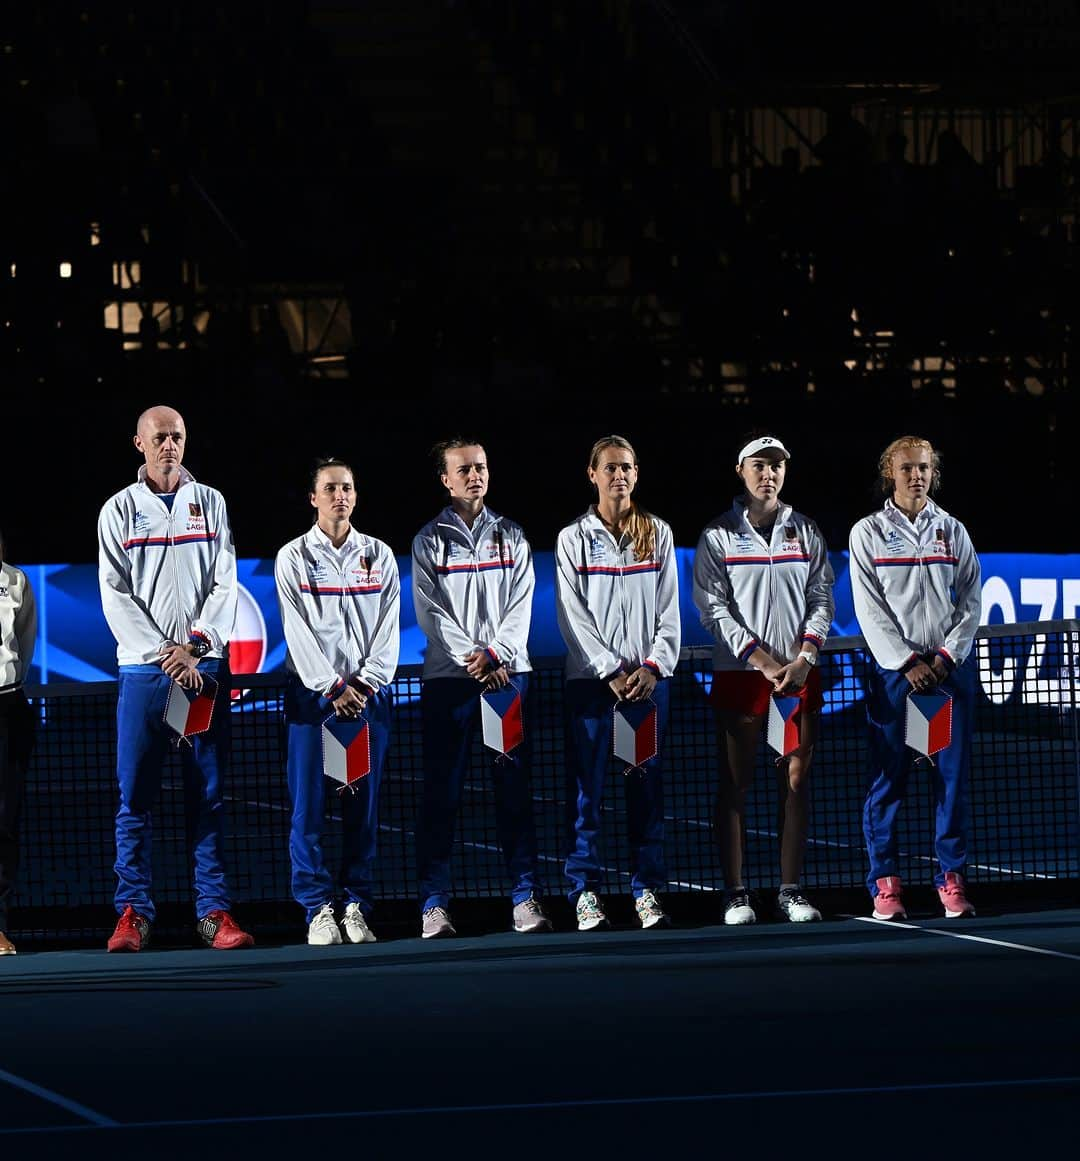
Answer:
[575,891,609,932]
[635,889,671,930]
[723,891,757,926]
[340,902,377,944]
[307,903,342,946]
[421,906,457,939]
[513,897,553,933]
[777,890,822,923]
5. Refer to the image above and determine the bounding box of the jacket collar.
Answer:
[436,504,499,540]
[137,464,195,490]
[732,496,792,531]
[305,523,370,555]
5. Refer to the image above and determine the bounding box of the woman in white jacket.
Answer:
[848,436,980,921]
[555,435,681,933]
[275,458,400,946]
[692,433,834,926]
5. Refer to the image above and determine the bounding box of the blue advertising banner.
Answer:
[18,551,1080,689]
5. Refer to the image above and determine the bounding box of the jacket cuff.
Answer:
[935,648,956,672]
[737,639,760,663]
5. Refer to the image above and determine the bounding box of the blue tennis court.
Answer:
[2,904,1079,1160]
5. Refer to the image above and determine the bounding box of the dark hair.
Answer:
[309,456,354,493]
[430,437,485,477]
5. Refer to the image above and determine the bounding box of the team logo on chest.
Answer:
[734,532,756,555]
[934,527,950,554]
[588,535,607,563]
[884,529,905,555]
[133,511,151,535]
[0,584,8,599]
[351,558,380,586]
[308,560,329,584]
[781,525,801,553]
[186,502,206,533]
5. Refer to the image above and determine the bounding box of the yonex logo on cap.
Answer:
[737,436,792,464]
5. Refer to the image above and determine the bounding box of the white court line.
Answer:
[1,1074,1079,1136]
[0,1068,116,1127]
[855,916,1080,962]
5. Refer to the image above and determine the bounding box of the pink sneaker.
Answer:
[938,872,976,918]
[872,876,907,920]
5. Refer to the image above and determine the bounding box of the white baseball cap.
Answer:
[737,435,791,464]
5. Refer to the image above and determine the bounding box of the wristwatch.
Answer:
[797,651,817,667]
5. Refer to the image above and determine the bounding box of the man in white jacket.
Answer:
[849,435,981,921]
[97,405,253,952]
[411,438,551,939]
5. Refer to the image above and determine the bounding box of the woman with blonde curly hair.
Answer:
[849,435,981,921]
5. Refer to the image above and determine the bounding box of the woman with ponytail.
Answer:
[554,435,681,932]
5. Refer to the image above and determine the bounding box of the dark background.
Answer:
[2,0,1076,563]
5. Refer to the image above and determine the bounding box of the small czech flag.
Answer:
[767,694,801,757]
[905,689,953,758]
[481,684,525,756]
[613,699,658,773]
[321,714,371,788]
[163,673,218,739]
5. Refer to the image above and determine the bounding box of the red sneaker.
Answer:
[108,906,151,952]
[197,910,255,949]
[872,876,907,921]
[938,872,976,918]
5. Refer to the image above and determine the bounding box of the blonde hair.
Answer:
[587,435,656,562]
[878,435,942,495]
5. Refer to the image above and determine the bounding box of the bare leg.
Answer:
[714,711,765,889]
[776,710,817,885]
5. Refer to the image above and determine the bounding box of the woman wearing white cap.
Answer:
[692,432,835,925]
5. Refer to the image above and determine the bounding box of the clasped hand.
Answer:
[609,666,656,702]
[333,684,367,719]
[465,650,510,690]
[159,644,204,692]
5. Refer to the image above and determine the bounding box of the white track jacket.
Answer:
[555,507,681,681]
[275,524,400,697]
[0,562,36,691]
[848,497,981,671]
[692,498,834,671]
[411,505,534,680]
[97,466,237,666]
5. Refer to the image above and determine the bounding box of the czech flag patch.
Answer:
[163,673,218,738]
[321,714,372,787]
[613,699,658,772]
[481,684,525,756]
[905,689,953,758]
[767,694,801,757]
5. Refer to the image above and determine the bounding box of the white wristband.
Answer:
[798,651,817,667]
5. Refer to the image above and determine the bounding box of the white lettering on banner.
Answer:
[1064,580,1080,621]
[978,576,1079,706]
[979,576,1018,705]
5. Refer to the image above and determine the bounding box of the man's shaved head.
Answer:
[137,405,185,439]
